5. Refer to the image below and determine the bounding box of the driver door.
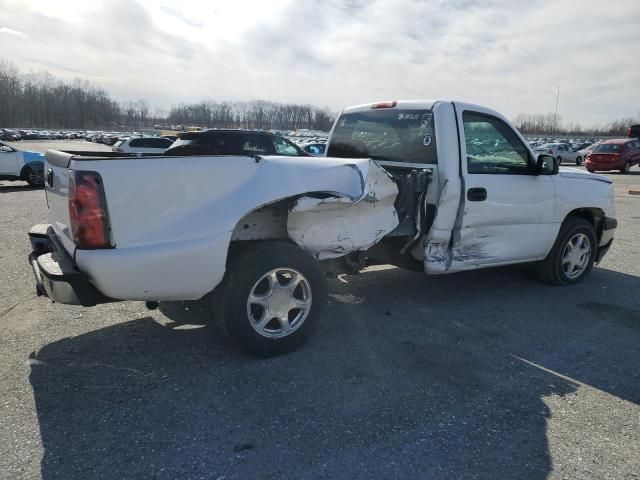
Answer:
[451,108,557,269]
[0,144,19,175]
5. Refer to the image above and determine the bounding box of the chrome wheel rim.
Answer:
[561,233,591,279]
[246,268,312,338]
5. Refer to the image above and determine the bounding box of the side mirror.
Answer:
[535,154,558,175]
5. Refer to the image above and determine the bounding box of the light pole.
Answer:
[553,86,560,134]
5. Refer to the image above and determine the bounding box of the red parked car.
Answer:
[586,138,640,174]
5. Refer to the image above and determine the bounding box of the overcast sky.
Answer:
[0,0,638,126]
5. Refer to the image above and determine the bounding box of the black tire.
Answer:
[587,168,595,173]
[536,217,597,285]
[557,156,563,165]
[575,156,583,166]
[24,167,44,187]
[620,162,631,174]
[213,241,327,356]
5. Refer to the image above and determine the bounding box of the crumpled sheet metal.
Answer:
[287,160,399,260]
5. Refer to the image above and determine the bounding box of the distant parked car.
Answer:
[113,136,174,154]
[0,129,21,141]
[0,140,45,186]
[535,142,584,165]
[301,143,326,156]
[165,129,308,157]
[629,124,640,139]
[586,139,640,174]
[578,142,601,160]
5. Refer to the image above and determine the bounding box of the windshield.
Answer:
[327,109,437,164]
[593,143,622,153]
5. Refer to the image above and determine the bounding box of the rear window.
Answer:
[594,143,622,153]
[129,138,172,148]
[327,109,437,164]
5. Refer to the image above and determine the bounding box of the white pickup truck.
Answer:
[28,100,617,355]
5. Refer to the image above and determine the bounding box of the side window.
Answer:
[206,133,243,155]
[129,138,143,148]
[241,134,273,155]
[149,138,172,148]
[272,137,300,156]
[463,112,531,174]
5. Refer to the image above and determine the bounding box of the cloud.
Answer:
[0,26,27,37]
[0,0,638,126]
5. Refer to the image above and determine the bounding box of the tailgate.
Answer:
[45,150,75,255]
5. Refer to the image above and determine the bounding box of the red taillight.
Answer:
[371,100,398,109]
[68,171,111,249]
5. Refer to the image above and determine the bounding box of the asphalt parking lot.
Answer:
[1,141,639,480]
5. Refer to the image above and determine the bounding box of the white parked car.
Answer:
[578,142,601,160]
[535,143,584,166]
[112,136,173,154]
[30,100,616,356]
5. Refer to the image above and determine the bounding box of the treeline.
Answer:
[513,112,638,136]
[0,59,335,131]
[167,100,335,131]
[0,59,121,128]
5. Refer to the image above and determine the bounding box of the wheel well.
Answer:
[566,208,604,238]
[20,162,43,179]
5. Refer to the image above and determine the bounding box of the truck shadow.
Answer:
[29,266,639,479]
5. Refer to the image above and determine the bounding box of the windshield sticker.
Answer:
[420,113,433,131]
[339,118,347,127]
[422,135,432,147]
[398,113,420,121]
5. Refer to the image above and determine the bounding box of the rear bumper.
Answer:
[28,224,114,306]
[586,160,624,170]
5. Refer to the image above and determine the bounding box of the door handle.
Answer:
[467,187,487,201]
[46,168,54,187]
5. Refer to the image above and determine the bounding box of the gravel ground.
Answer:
[0,141,639,480]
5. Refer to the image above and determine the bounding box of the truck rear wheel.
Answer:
[213,241,327,356]
[536,217,597,285]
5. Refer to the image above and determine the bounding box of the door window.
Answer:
[463,112,531,174]
[272,137,301,156]
[242,134,273,155]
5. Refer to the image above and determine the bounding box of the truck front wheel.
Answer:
[536,217,597,285]
[213,242,327,356]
